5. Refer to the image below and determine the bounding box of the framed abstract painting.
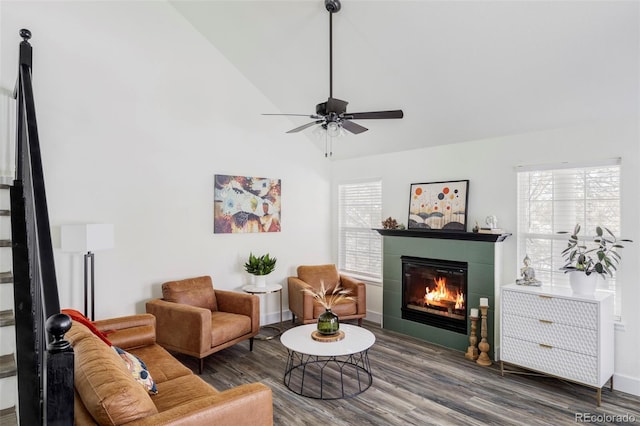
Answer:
[408,180,469,231]
[214,174,281,233]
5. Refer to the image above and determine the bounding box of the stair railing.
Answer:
[11,29,74,425]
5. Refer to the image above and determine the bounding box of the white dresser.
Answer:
[500,284,614,406]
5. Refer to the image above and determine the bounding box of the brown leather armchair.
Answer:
[288,264,366,326]
[146,276,260,374]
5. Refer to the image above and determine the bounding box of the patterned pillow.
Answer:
[112,346,158,395]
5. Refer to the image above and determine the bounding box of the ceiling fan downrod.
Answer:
[263,0,403,138]
[326,0,341,99]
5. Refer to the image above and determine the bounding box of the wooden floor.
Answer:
[173,321,640,426]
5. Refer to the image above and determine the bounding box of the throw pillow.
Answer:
[112,346,158,395]
[61,308,112,346]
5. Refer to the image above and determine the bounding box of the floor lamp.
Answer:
[61,224,114,321]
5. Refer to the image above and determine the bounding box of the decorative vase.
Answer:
[317,309,339,335]
[569,271,598,296]
[253,275,267,288]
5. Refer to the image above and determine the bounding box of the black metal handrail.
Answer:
[11,29,73,425]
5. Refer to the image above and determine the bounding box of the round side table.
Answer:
[242,283,283,340]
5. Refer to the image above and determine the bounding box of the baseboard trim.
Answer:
[613,372,640,397]
[365,310,382,325]
[262,310,292,326]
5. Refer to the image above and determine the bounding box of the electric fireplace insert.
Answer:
[401,256,468,334]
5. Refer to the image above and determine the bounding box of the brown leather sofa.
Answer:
[67,313,273,425]
[146,276,260,373]
[288,264,366,326]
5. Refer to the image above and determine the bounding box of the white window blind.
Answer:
[338,180,382,281]
[516,160,622,316]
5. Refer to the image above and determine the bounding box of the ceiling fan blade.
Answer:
[347,110,404,120]
[286,120,324,133]
[341,119,368,134]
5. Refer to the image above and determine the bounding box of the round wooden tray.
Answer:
[311,330,345,342]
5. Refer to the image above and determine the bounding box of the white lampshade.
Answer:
[61,224,114,252]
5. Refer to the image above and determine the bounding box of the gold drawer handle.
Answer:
[539,344,553,349]
[538,295,553,299]
[539,319,553,324]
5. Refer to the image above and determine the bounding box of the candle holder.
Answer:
[476,305,492,366]
[465,315,479,360]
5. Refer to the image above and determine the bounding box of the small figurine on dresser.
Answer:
[516,254,541,286]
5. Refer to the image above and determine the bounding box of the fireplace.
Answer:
[401,256,468,334]
[379,229,507,358]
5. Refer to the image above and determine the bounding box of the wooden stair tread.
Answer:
[0,354,16,379]
[0,271,12,283]
[0,310,15,327]
[0,406,17,426]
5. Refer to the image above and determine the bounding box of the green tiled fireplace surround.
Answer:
[381,232,505,359]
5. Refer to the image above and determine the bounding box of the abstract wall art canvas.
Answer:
[408,180,469,231]
[214,174,281,233]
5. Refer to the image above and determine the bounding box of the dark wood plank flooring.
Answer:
[172,321,640,425]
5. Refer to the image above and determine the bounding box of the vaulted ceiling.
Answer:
[170,0,639,160]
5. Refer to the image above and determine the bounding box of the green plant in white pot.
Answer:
[560,224,631,296]
[244,253,277,287]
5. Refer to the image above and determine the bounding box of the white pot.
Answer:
[569,271,599,296]
[253,275,267,288]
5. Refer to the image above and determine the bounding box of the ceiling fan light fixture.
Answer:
[326,121,341,137]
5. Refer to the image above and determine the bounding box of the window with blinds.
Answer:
[516,159,622,316]
[338,180,382,281]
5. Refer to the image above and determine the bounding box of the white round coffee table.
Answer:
[280,323,375,399]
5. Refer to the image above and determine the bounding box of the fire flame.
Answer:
[424,277,465,309]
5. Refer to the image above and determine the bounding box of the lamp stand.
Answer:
[84,251,95,321]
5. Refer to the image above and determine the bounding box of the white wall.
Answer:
[1,0,638,398]
[332,118,640,395]
[0,1,333,323]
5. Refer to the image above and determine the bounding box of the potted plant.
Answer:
[244,253,277,287]
[560,224,631,295]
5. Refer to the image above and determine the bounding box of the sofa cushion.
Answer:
[151,374,218,413]
[210,311,252,346]
[162,276,218,312]
[297,264,341,292]
[128,343,193,383]
[67,321,158,425]
[112,346,158,394]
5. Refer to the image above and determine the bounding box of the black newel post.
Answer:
[45,313,74,425]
